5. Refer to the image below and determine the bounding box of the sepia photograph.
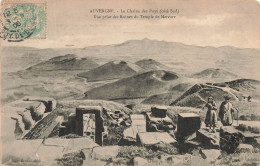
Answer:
[1,0,260,165]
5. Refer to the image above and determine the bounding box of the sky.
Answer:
[1,0,260,49]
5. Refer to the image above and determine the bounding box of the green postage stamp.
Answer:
[1,1,46,41]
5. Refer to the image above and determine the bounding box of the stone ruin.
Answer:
[59,106,105,146]
[177,113,201,137]
[60,104,257,157]
[76,106,104,146]
[146,106,176,133]
[122,106,177,146]
[5,97,260,165]
[3,96,57,139]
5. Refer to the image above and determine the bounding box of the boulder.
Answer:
[92,146,120,161]
[132,157,148,166]
[220,126,245,153]
[200,149,221,162]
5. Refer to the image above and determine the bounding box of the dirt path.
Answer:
[206,84,239,101]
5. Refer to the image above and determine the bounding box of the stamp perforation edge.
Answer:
[1,0,47,40]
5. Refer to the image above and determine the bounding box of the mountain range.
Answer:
[2,38,260,80]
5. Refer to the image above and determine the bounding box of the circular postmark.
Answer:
[1,3,46,42]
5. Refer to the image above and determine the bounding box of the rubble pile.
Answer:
[6,96,260,165]
[58,106,132,146]
[3,97,57,139]
[220,126,260,153]
[146,106,176,132]
[103,108,131,128]
[220,126,245,153]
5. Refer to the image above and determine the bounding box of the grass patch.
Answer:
[117,146,163,161]
[56,151,84,166]
[236,124,260,134]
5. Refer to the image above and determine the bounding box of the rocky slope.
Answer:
[170,79,260,108]
[84,70,180,100]
[141,83,193,105]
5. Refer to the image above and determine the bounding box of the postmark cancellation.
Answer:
[1,0,46,41]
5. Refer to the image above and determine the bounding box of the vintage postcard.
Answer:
[0,0,260,165]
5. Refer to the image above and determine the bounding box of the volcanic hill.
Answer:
[78,61,142,82]
[26,54,99,71]
[84,70,180,100]
[135,59,168,71]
